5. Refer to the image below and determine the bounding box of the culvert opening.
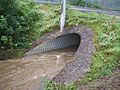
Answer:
[0,26,94,89]
[26,33,81,55]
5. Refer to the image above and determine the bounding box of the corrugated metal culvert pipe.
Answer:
[26,33,81,55]
[26,25,94,84]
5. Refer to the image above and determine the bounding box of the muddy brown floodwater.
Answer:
[0,46,78,90]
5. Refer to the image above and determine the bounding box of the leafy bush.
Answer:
[0,0,42,50]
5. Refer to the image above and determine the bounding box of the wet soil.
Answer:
[0,46,78,90]
[78,65,120,90]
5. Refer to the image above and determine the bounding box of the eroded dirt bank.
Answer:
[78,65,120,90]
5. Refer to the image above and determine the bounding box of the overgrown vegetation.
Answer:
[45,81,77,90]
[0,1,61,59]
[35,4,60,34]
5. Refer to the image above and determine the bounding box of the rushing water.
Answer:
[0,46,78,90]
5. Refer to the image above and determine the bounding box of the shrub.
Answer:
[0,0,42,50]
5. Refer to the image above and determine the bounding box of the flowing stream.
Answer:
[0,46,78,90]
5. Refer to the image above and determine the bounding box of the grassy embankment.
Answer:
[38,4,120,90]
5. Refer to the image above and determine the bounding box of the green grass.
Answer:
[45,81,77,90]
[34,4,60,36]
